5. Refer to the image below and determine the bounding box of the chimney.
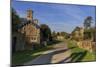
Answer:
[34,19,38,24]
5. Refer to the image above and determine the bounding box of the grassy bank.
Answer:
[67,40,96,62]
[12,45,54,65]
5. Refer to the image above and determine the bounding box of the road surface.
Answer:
[23,41,71,65]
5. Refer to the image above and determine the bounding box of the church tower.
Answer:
[27,9,33,21]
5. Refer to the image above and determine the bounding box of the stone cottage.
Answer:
[12,9,40,52]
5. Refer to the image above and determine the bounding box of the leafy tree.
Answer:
[57,32,60,36]
[60,32,70,39]
[84,16,93,29]
[71,26,80,41]
[40,24,51,41]
[52,31,57,40]
[83,16,96,41]
[71,27,80,36]
[52,31,56,36]
[84,27,96,41]
[61,32,66,36]
[12,8,21,53]
[12,8,21,32]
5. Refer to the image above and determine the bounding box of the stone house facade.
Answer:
[12,9,40,51]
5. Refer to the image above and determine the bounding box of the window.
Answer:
[32,37,36,40]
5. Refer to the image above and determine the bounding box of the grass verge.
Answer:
[67,40,96,62]
[12,45,53,65]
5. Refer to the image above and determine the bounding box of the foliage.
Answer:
[67,40,96,62]
[52,31,57,40]
[12,46,53,65]
[57,32,60,36]
[60,32,70,39]
[40,24,52,41]
[71,27,82,41]
[71,16,95,41]
[12,8,21,32]
[84,27,96,40]
[71,26,80,34]
[84,16,93,29]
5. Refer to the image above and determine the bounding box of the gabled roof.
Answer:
[17,18,40,29]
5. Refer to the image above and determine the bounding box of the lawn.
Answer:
[67,40,96,62]
[12,45,54,65]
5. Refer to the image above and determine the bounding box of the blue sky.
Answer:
[12,1,96,33]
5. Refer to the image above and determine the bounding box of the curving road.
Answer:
[23,41,71,65]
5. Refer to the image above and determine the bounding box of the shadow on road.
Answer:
[57,51,87,63]
[23,47,74,65]
[57,48,87,63]
[70,50,87,62]
[14,45,88,66]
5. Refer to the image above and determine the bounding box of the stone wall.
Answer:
[12,32,26,51]
[77,40,96,52]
